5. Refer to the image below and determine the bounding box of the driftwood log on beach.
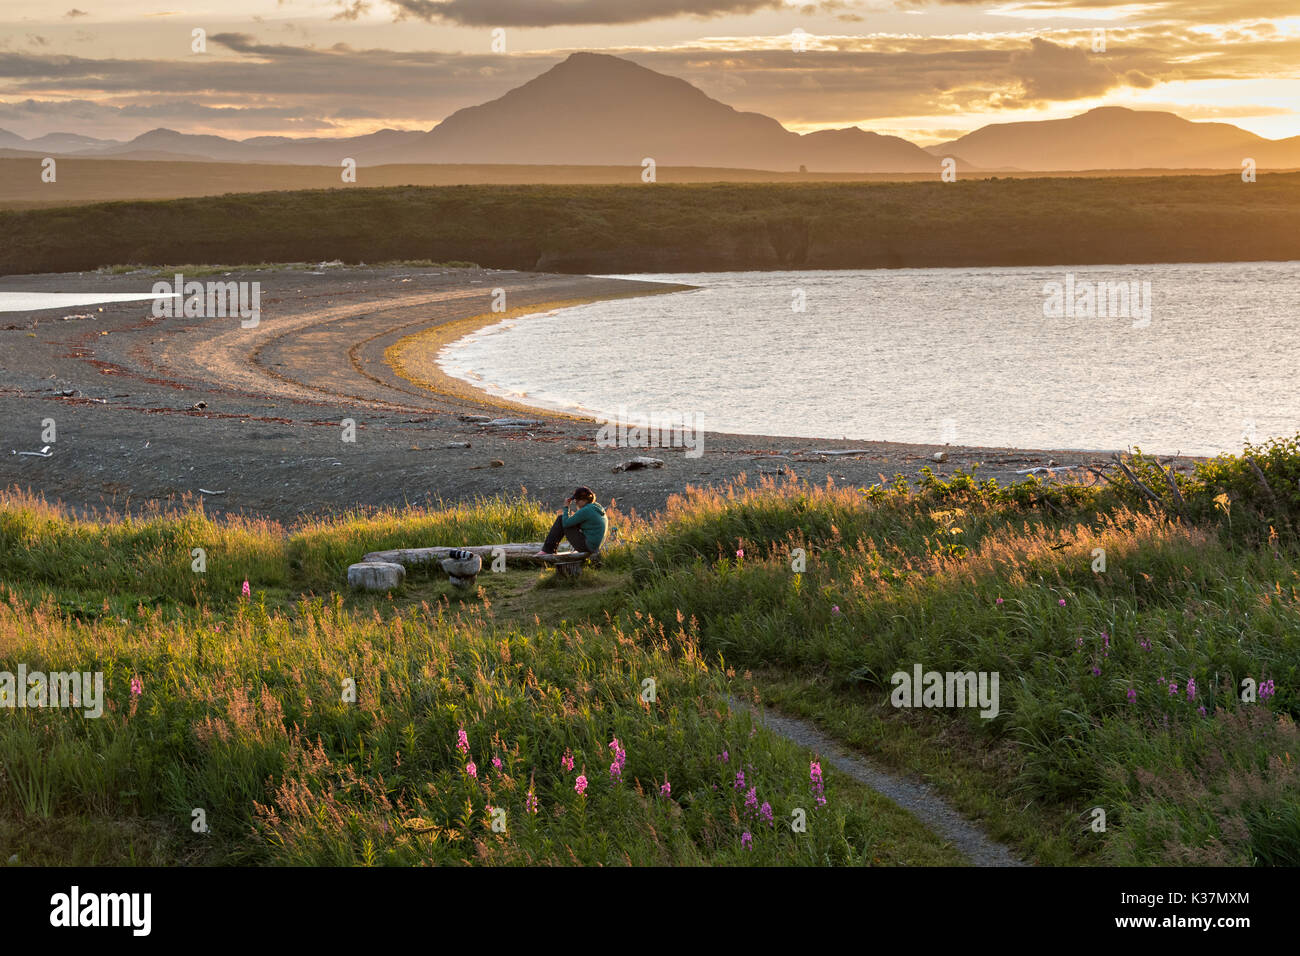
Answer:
[363,543,593,569]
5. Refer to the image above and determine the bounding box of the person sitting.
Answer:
[535,486,607,557]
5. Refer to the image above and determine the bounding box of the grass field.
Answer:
[1,439,1297,866]
[4,174,1300,275]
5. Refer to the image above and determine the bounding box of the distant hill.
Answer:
[372,52,944,173]
[0,54,948,173]
[927,107,1300,171]
[90,127,425,164]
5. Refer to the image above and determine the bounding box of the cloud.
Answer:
[332,1,371,21]
[210,33,319,57]
[928,0,1300,23]
[2,19,1298,141]
[385,0,782,27]
[1007,37,1124,103]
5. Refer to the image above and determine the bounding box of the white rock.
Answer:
[347,562,406,591]
[932,451,948,463]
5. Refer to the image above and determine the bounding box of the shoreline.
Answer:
[0,265,1203,524]
[384,283,695,423]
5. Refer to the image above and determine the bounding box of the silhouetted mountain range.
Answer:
[4,53,1298,173]
[927,106,1300,171]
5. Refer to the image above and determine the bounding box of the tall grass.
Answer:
[2,437,1298,865]
[0,592,956,866]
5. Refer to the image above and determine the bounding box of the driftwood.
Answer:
[1111,454,1164,507]
[612,456,664,473]
[1245,456,1294,534]
[347,561,406,591]
[1245,457,1279,509]
[363,543,595,572]
[1156,461,1186,513]
[365,543,537,565]
[536,552,598,577]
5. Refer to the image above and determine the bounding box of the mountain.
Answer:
[27,132,122,152]
[369,52,945,172]
[8,57,1300,173]
[0,128,121,153]
[90,127,424,164]
[927,107,1300,171]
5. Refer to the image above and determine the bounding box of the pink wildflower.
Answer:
[740,831,753,850]
[575,774,588,796]
[660,777,671,798]
[465,761,477,778]
[130,676,143,698]
[241,579,251,598]
[561,749,574,772]
[608,738,626,783]
[456,728,470,754]
[810,760,826,808]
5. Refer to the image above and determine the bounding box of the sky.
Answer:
[1,0,1297,145]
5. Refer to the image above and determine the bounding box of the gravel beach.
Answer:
[0,265,1193,524]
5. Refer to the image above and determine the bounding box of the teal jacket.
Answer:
[561,502,607,551]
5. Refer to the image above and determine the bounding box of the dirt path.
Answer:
[731,698,1026,867]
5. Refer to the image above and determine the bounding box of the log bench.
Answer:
[534,551,598,578]
[356,543,600,585]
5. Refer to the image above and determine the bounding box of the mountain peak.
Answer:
[399,51,938,172]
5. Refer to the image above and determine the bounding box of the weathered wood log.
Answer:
[1112,454,1164,507]
[1245,456,1294,534]
[347,561,406,591]
[441,552,483,588]
[364,543,540,566]
[363,544,594,570]
[1156,461,1186,514]
[534,552,594,565]
[612,456,664,473]
[536,552,595,578]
